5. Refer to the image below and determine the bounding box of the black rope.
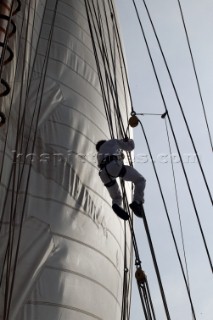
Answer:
[0,0,16,98]
[140,208,171,320]
[139,119,197,319]
[166,113,213,274]
[136,0,213,205]
[131,0,213,274]
[85,2,135,319]
[109,0,135,115]
[1,1,59,318]
[85,0,114,138]
[176,0,213,151]
[0,0,33,215]
[85,2,158,319]
[88,0,126,137]
[122,181,157,320]
[164,117,190,285]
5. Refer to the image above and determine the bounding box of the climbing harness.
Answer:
[99,153,126,179]
[104,179,116,188]
[99,154,119,169]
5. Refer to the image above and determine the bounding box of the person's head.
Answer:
[96,140,106,151]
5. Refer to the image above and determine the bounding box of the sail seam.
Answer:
[40,22,93,55]
[47,5,90,37]
[45,265,121,306]
[52,231,123,277]
[36,51,125,99]
[61,104,108,137]
[60,0,87,20]
[25,301,102,320]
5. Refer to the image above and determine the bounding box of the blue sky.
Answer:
[115,1,213,319]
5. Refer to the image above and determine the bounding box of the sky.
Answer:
[115,1,213,319]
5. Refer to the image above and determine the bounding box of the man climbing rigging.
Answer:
[96,137,146,220]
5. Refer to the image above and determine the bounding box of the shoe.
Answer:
[112,204,129,221]
[129,201,144,218]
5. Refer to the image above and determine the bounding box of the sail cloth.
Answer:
[0,0,132,319]
[0,218,55,319]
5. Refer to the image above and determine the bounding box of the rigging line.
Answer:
[0,0,36,238]
[102,4,122,139]
[137,113,162,116]
[14,0,50,170]
[4,2,60,318]
[92,0,127,137]
[85,0,114,138]
[0,0,14,77]
[117,190,130,319]
[87,2,132,315]
[137,282,150,320]
[88,0,126,140]
[126,241,133,320]
[144,280,157,320]
[0,0,48,228]
[140,209,171,320]
[122,179,158,320]
[135,0,213,205]
[166,113,213,274]
[109,3,136,145]
[15,0,35,191]
[26,0,37,91]
[110,7,123,138]
[121,221,129,320]
[0,0,44,186]
[111,29,127,139]
[6,1,41,295]
[122,183,155,320]
[176,0,213,151]
[139,119,197,319]
[107,3,129,126]
[128,217,141,264]
[26,0,49,96]
[16,1,46,190]
[135,265,157,320]
[4,160,17,319]
[109,0,134,114]
[142,284,154,320]
[0,0,30,188]
[0,2,25,185]
[121,180,154,320]
[89,2,154,318]
[1,0,32,299]
[89,1,117,100]
[90,0,126,137]
[131,0,213,274]
[120,184,133,319]
[164,117,190,286]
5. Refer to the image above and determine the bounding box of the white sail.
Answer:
[0,0,133,319]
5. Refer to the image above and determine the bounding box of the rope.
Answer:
[138,118,199,318]
[1,1,59,318]
[85,2,135,318]
[139,207,171,320]
[130,0,213,274]
[134,0,213,205]
[164,117,190,285]
[85,3,159,317]
[176,0,213,151]
[121,181,157,320]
